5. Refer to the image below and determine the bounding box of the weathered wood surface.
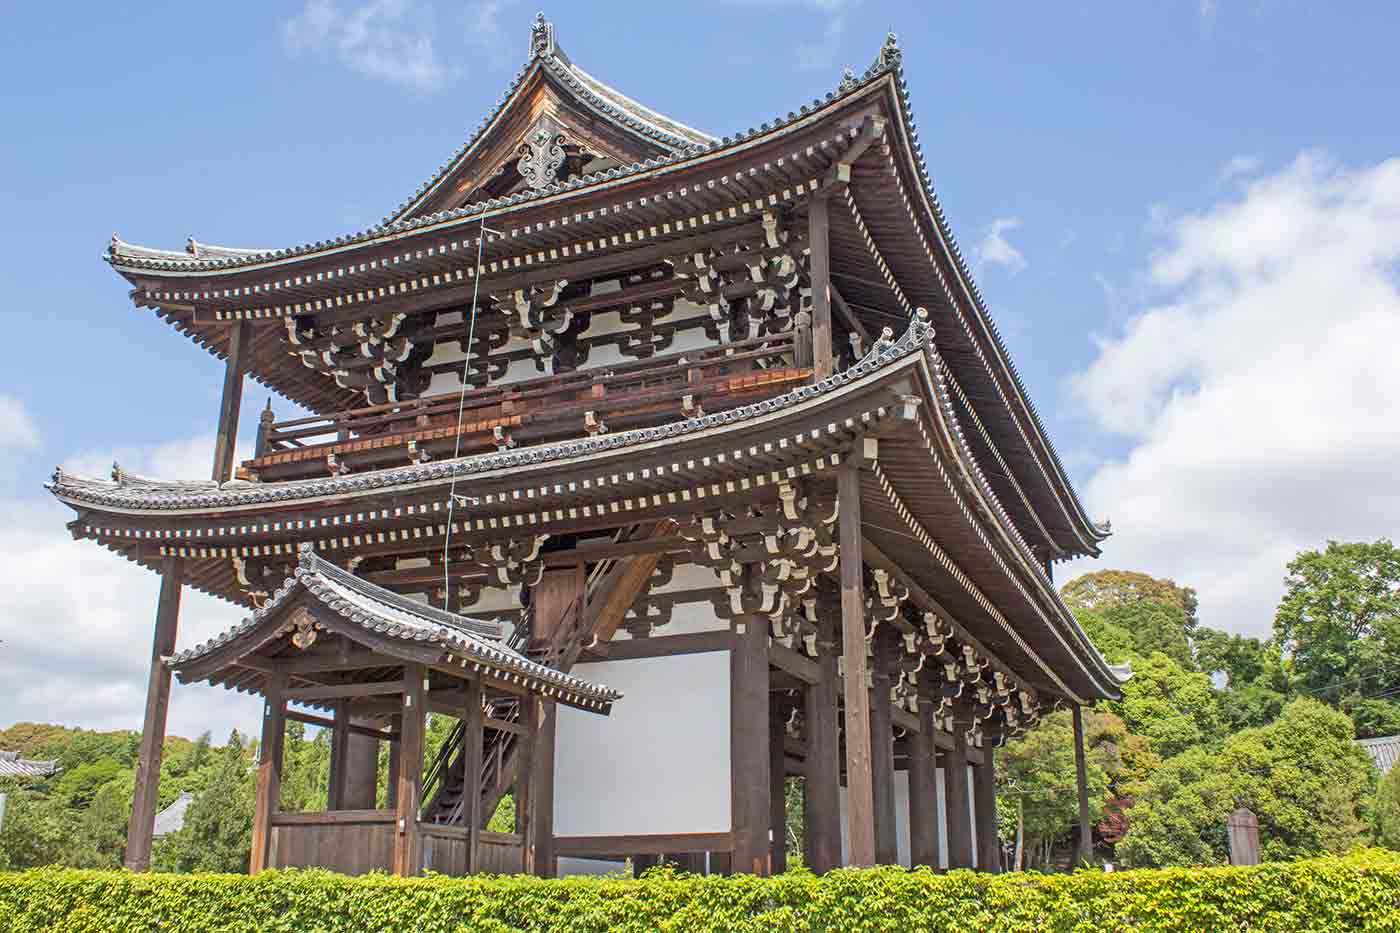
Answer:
[907,691,939,868]
[974,750,1001,873]
[553,832,732,859]
[250,673,286,874]
[1072,703,1093,866]
[730,613,771,875]
[393,664,426,875]
[944,730,974,870]
[838,458,876,867]
[803,615,842,873]
[272,818,394,875]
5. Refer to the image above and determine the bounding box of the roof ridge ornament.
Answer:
[529,11,555,59]
[873,30,901,72]
[840,67,857,92]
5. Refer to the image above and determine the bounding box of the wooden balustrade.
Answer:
[241,333,806,482]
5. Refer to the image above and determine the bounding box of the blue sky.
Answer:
[3,1,1399,738]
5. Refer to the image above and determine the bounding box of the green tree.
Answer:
[1110,651,1222,759]
[154,732,255,874]
[1377,766,1400,850]
[55,759,125,809]
[1116,746,1237,868]
[1274,540,1400,726]
[1063,570,1199,666]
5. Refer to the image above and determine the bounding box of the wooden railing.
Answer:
[243,333,805,482]
[268,810,395,874]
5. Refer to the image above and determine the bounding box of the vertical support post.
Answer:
[385,714,402,809]
[529,698,557,877]
[326,700,350,811]
[393,665,426,876]
[515,697,536,870]
[974,747,1000,873]
[462,678,484,870]
[730,612,771,875]
[837,456,876,866]
[869,634,897,864]
[341,717,381,809]
[249,672,286,873]
[808,197,834,380]
[211,321,250,482]
[907,691,939,868]
[1072,703,1093,866]
[124,557,184,872]
[769,705,788,875]
[254,399,275,459]
[943,725,974,869]
[803,613,842,873]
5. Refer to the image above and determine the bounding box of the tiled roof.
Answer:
[167,545,621,712]
[152,791,193,838]
[1358,735,1400,776]
[0,751,58,779]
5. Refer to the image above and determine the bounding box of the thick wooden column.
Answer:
[730,612,772,875]
[515,697,536,869]
[528,698,557,877]
[943,728,974,869]
[869,636,897,864]
[837,458,876,866]
[462,678,484,869]
[803,616,842,873]
[211,321,250,482]
[326,701,350,811]
[769,706,788,874]
[1072,703,1093,866]
[341,717,381,809]
[392,665,426,876]
[249,673,287,873]
[123,558,184,872]
[808,197,834,379]
[974,748,1000,873]
[385,713,402,808]
[907,694,939,868]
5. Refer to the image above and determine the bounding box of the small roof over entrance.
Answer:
[167,545,619,714]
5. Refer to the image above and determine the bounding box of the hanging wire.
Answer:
[441,217,496,610]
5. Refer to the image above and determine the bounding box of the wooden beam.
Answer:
[767,641,820,685]
[529,698,557,877]
[326,700,349,810]
[803,618,842,874]
[1073,703,1093,866]
[249,672,286,873]
[974,748,1001,873]
[944,721,974,870]
[838,457,876,867]
[392,664,426,876]
[730,613,772,876]
[870,635,898,865]
[588,523,674,644]
[582,629,730,662]
[285,679,405,702]
[809,197,834,380]
[283,708,394,741]
[462,677,484,866]
[212,321,250,482]
[908,691,939,868]
[124,557,184,872]
[553,832,733,859]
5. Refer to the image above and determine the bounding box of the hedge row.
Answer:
[3,851,1399,932]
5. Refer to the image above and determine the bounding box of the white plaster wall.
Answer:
[554,651,731,838]
[841,767,950,869]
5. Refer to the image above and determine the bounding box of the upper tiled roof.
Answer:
[152,791,193,838]
[1358,734,1400,776]
[0,751,58,779]
[167,545,621,712]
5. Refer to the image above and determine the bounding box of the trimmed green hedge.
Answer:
[2,851,1399,932]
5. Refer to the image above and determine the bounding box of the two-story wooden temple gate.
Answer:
[53,15,1124,877]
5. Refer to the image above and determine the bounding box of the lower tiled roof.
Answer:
[1358,735,1400,776]
[0,751,58,778]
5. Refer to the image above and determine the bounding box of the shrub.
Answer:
[2,851,1399,932]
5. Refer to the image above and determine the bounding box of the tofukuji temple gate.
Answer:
[52,16,1125,877]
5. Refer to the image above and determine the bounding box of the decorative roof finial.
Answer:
[873,30,901,71]
[530,11,555,59]
[185,236,199,257]
[840,66,856,91]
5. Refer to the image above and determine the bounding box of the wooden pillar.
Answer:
[211,320,250,482]
[528,698,557,877]
[462,678,484,869]
[123,558,184,872]
[870,636,897,864]
[385,713,402,809]
[808,197,834,379]
[837,457,876,866]
[341,716,381,809]
[943,727,974,869]
[392,665,426,876]
[974,748,1000,873]
[730,612,771,875]
[515,697,536,871]
[326,701,350,811]
[803,615,842,873]
[249,673,286,873]
[1072,703,1093,866]
[769,705,788,874]
[907,694,939,868]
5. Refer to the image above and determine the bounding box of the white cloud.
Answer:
[1065,153,1400,637]
[465,0,515,69]
[282,0,454,91]
[0,395,40,455]
[728,0,854,72]
[977,216,1028,273]
[1219,154,1262,186]
[0,426,261,741]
